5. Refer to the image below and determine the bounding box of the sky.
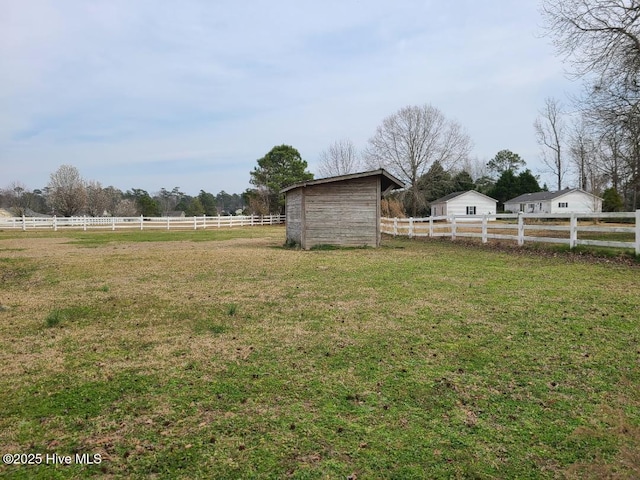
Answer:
[0,0,580,196]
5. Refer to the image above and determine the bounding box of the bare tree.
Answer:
[102,186,125,216]
[317,139,361,178]
[114,198,138,217]
[461,155,489,182]
[534,97,567,191]
[541,0,640,206]
[568,116,598,191]
[85,181,112,217]
[365,104,472,216]
[2,181,34,216]
[589,90,640,208]
[540,0,640,87]
[47,165,87,216]
[156,187,184,215]
[598,126,625,193]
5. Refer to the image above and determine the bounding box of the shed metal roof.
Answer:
[280,169,406,194]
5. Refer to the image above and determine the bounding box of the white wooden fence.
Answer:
[0,215,285,231]
[382,211,640,255]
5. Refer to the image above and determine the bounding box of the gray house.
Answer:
[281,169,405,249]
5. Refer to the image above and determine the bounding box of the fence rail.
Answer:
[0,215,285,231]
[382,211,640,255]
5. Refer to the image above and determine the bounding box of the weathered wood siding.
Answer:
[285,188,303,246]
[302,177,380,249]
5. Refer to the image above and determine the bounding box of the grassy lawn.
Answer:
[0,226,639,479]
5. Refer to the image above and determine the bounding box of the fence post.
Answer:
[83,215,87,232]
[193,216,197,230]
[408,217,414,238]
[53,215,57,231]
[140,215,144,230]
[429,217,433,237]
[517,213,524,246]
[167,217,170,230]
[482,214,488,244]
[217,215,221,228]
[451,216,457,241]
[570,213,578,249]
[393,217,398,236]
[112,217,116,231]
[22,215,26,231]
[635,209,640,255]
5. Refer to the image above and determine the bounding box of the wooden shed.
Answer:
[281,169,405,249]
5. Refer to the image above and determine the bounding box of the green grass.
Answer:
[0,227,280,247]
[0,227,638,478]
[67,228,277,246]
[44,306,98,328]
[0,257,36,286]
[227,303,238,316]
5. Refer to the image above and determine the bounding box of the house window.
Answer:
[466,206,476,215]
[558,202,568,208]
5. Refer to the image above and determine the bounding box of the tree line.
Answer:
[1,165,245,217]
[244,110,548,217]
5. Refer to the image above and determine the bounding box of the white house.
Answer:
[504,188,602,214]
[430,191,498,219]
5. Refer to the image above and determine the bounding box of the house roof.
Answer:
[505,188,602,204]
[165,210,185,217]
[431,190,497,205]
[280,169,406,194]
